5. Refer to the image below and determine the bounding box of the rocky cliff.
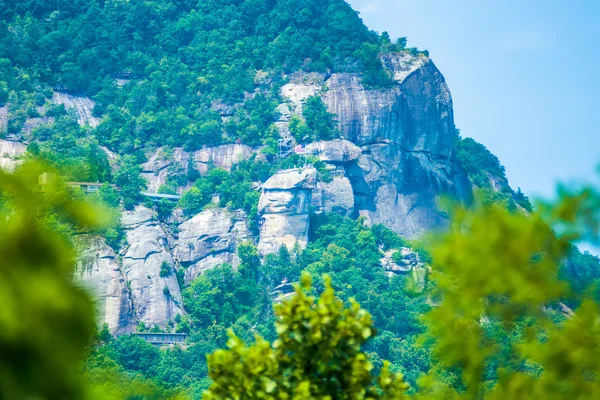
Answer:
[3,52,473,332]
[258,167,317,255]
[174,208,250,284]
[74,235,134,334]
[0,139,26,171]
[277,53,472,238]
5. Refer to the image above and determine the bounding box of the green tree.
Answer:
[302,95,338,141]
[204,274,408,399]
[114,155,146,210]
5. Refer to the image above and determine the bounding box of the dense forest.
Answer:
[0,0,409,151]
[2,0,600,398]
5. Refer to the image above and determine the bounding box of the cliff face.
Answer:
[2,52,472,332]
[278,53,472,238]
[121,206,184,327]
[74,235,134,334]
[258,167,317,255]
[174,208,250,284]
[0,139,26,171]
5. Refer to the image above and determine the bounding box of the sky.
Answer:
[347,0,600,200]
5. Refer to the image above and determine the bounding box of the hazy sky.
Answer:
[347,0,600,199]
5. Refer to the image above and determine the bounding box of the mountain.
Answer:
[1,0,598,394]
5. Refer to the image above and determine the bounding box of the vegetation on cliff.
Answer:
[0,0,414,149]
[3,161,600,398]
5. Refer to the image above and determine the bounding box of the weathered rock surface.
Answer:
[141,148,190,193]
[194,144,252,175]
[305,140,361,163]
[0,139,26,171]
[280,72,325,112]
[278,52,472,238]
[258,167,316,255]
[52,91,99,127]
[312,175,354,217]
[380,248,421,274]
[0,106,7,133]
[173,208,249,284]
[121,206,184,327]
[74,235,134,334]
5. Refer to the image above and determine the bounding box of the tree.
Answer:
[301,95,338,141]
[203,274,409,399]
[114,155,146,210]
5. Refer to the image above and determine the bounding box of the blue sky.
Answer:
[347,0,600,200]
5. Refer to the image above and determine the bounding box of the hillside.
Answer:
[1,0,599,396]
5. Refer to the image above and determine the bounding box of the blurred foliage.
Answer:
[416,181,600,399]
[0,161,99,399]
[204,274,409,399]
[0,161,182,399]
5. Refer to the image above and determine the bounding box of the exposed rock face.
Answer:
[52,91,99,127]
[0,106,7,133]
[121,206,184,327]
[174,208,250,284]
[141,148,190,193]
[380,247,421,274]
[194,144,253,175]
[258,167,316,255]
[74,235,134,334]
[305,140,361,164]
[279,52,472,238]
[0,139,26,171]
[280,72,325,112]
[312,175,354,217]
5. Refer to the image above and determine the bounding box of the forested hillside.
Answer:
[1,0,600,398]
[1,0,408,150]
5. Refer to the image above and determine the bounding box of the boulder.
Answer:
[258,167,316,255]
[173,208,249,284]
[262,167,317,191]
[305,140,361,163]
[380,249,412,274]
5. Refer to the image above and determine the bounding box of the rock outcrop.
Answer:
[305,139,361,164]
[380,248,421,274]
[312,175,355,217]
[141,148,190,193]
[0,106,7,133]
[0,139,26,171]
[121,206,184,327]
[174,208,250,284]
[52,91,99,127]
[258,167,317,255]
[74,235,134,334]
[279,52,472,238]
[193,144,253,175]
